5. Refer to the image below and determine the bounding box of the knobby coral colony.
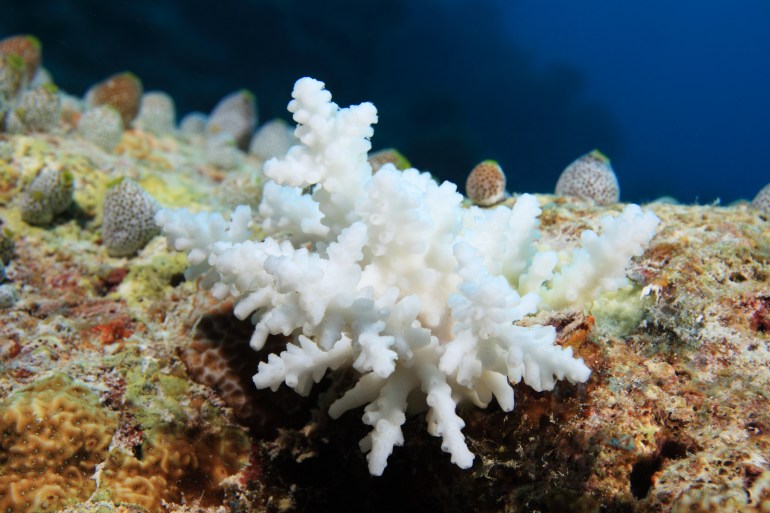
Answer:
[157,77,660,475]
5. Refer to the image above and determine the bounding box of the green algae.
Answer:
[107,347,190,428]
[116,252,188,308]
[591,285,648,337]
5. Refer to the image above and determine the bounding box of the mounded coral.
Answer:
[368,147,411,173]
[0,374,117,513]
[0,35,42,83]
[751,182,770,215]
[4,83,61,134]
[0,53,28,116]
[465,159,506,206]
[178,111,207,135]
[85,72,143,127]
[101,177,160,257]
[77,105,124,152]
[133,91,176,135]
[206,89,256,151]
[19,166,74,225]
[0,225,14,264]
[556,149,620,205]
[0,282,17,307]
[248,118,296,161]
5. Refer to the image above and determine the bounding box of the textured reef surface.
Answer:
[2,37,770,513]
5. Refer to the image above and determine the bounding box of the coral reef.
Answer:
[0,38,768,513]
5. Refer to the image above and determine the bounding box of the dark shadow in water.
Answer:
[1,0,621,195]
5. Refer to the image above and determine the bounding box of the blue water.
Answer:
[2,0,768,204]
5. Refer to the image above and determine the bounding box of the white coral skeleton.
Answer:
[156,77,660,475]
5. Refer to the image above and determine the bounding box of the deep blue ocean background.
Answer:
[2,0,768,204]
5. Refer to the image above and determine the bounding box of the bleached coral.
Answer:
[157,77,659,475]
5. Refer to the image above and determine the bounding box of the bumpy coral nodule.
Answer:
[556,149,620,205]
[157,78,659,475]
[102,177,160,257]
[19,167,74,226]
[0,374,117,513]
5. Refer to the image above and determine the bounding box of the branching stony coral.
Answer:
[157,77,660,475]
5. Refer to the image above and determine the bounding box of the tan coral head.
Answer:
[555,149,620,205]
[465,159,506,206]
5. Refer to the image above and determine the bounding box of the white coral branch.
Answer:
[541,204,660,308]
[418,363,475,469]
[253,335,352,396]
[159,76,658,476]
[358,367,417,476]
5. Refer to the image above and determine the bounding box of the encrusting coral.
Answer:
[0,374,117,513]
[157,77,660,475]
